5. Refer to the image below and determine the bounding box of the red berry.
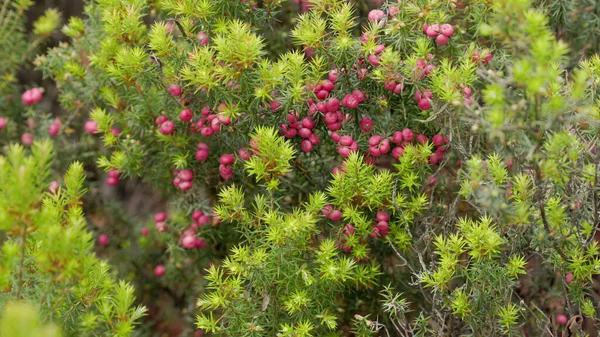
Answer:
[322,80,334,92]
[98,233,110,247]
[197,31,209,45]
[270,100,282,111]
[178,169,193,181]
[330,132,341,142]
[301,117,315,129]
[154,265,165,277]
[376,211,390,222]
[238,147,251,160]
[179,108,193,122]
[181,235,196,249]
[375,44,386,54]
[168,84,182,97]
[418,98,431,110]
[298,128,312,138]
[308,133,320,145]
[392,131,403,144]
[376,221,390,237]
[200,126,214,137]
[141,227,150,236]
[329,69,338,82]
[0,117,6,129]
[179,181,192,191]
[327,98,340,113]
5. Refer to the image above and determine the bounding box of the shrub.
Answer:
[0,0,598,336]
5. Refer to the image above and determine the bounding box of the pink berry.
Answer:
[375,44,386,54]
[316,90,329,100]
[329,210,342,221]
[21,88,43,105]
[327,98,340,113]
[196,149,209,162]
[343,224,355,236]
[435,34,449,46]
[179,108,193,122]
[339,135,353,146]
[154,265,165,277]
[402,128,414,142]
[352,90,365,102]
[298,128,312,138]
[301,139,313,152]
[556,314,568,325]
[329,70,338,82]
[416,134,428,144]
[418,98,431,110]
[368,54,380,67]
[178,169,193,181]
[426,24,440,37]
[48,181,59,193]
[330,132,341,142]
[369,135,383,146]
[155,221,167,232]
[360,116,374,132]
[200,126,214,137]
[440,24,454,37]
[84,120,98,134]
[322,80,334,92]
[464,87,473,97]
[308,133,320,145]
[98,233,110,247]
[48,123,60,137]
[238,147,251,160]
[391,146,404,160]
[376,211,390,222]
[432,134,444,147]
[179,181,192,191]
[154,212,167,222]
[21,133,33,145]
[197,31,209,45]
[141,227,150,236]
[565,272,573,284]
[0,117,6,129]
[376,221,390,237]
[341,94,359,109]
[301,117,315,129]
[392,131,403,144]
[159,121,175,135]
[155,115,168,126]
[181,235,196,249]
[220,154,235,165]
[168,84,182,97]
[367,9,386,22]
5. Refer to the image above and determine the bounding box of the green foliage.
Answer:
[0,142,146,336]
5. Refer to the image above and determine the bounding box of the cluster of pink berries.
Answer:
[172,169,193,191]
[280,112,320,153]
[370,211,390,238]
[21,87,43,106]
[368,135,391,157]
[414,90,433,110]
[423,23,454,46]
[338,224,355,253]
[414,56,436,80]
[322,204,342,221]
[219,154,235,181]
[191,105,231,137]
[106,168,120,186]
[48,118,62,137]
[331,133,359,158]
[154,212,168,232]
[180,210,211,249]
[196,142,209,162]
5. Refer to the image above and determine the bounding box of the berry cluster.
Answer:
[423,23,455,45]
[173,169,193,191]
[106,168,120,186]
[219,154,235,181]
[21,87,43,106]
[322,204,342,221]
